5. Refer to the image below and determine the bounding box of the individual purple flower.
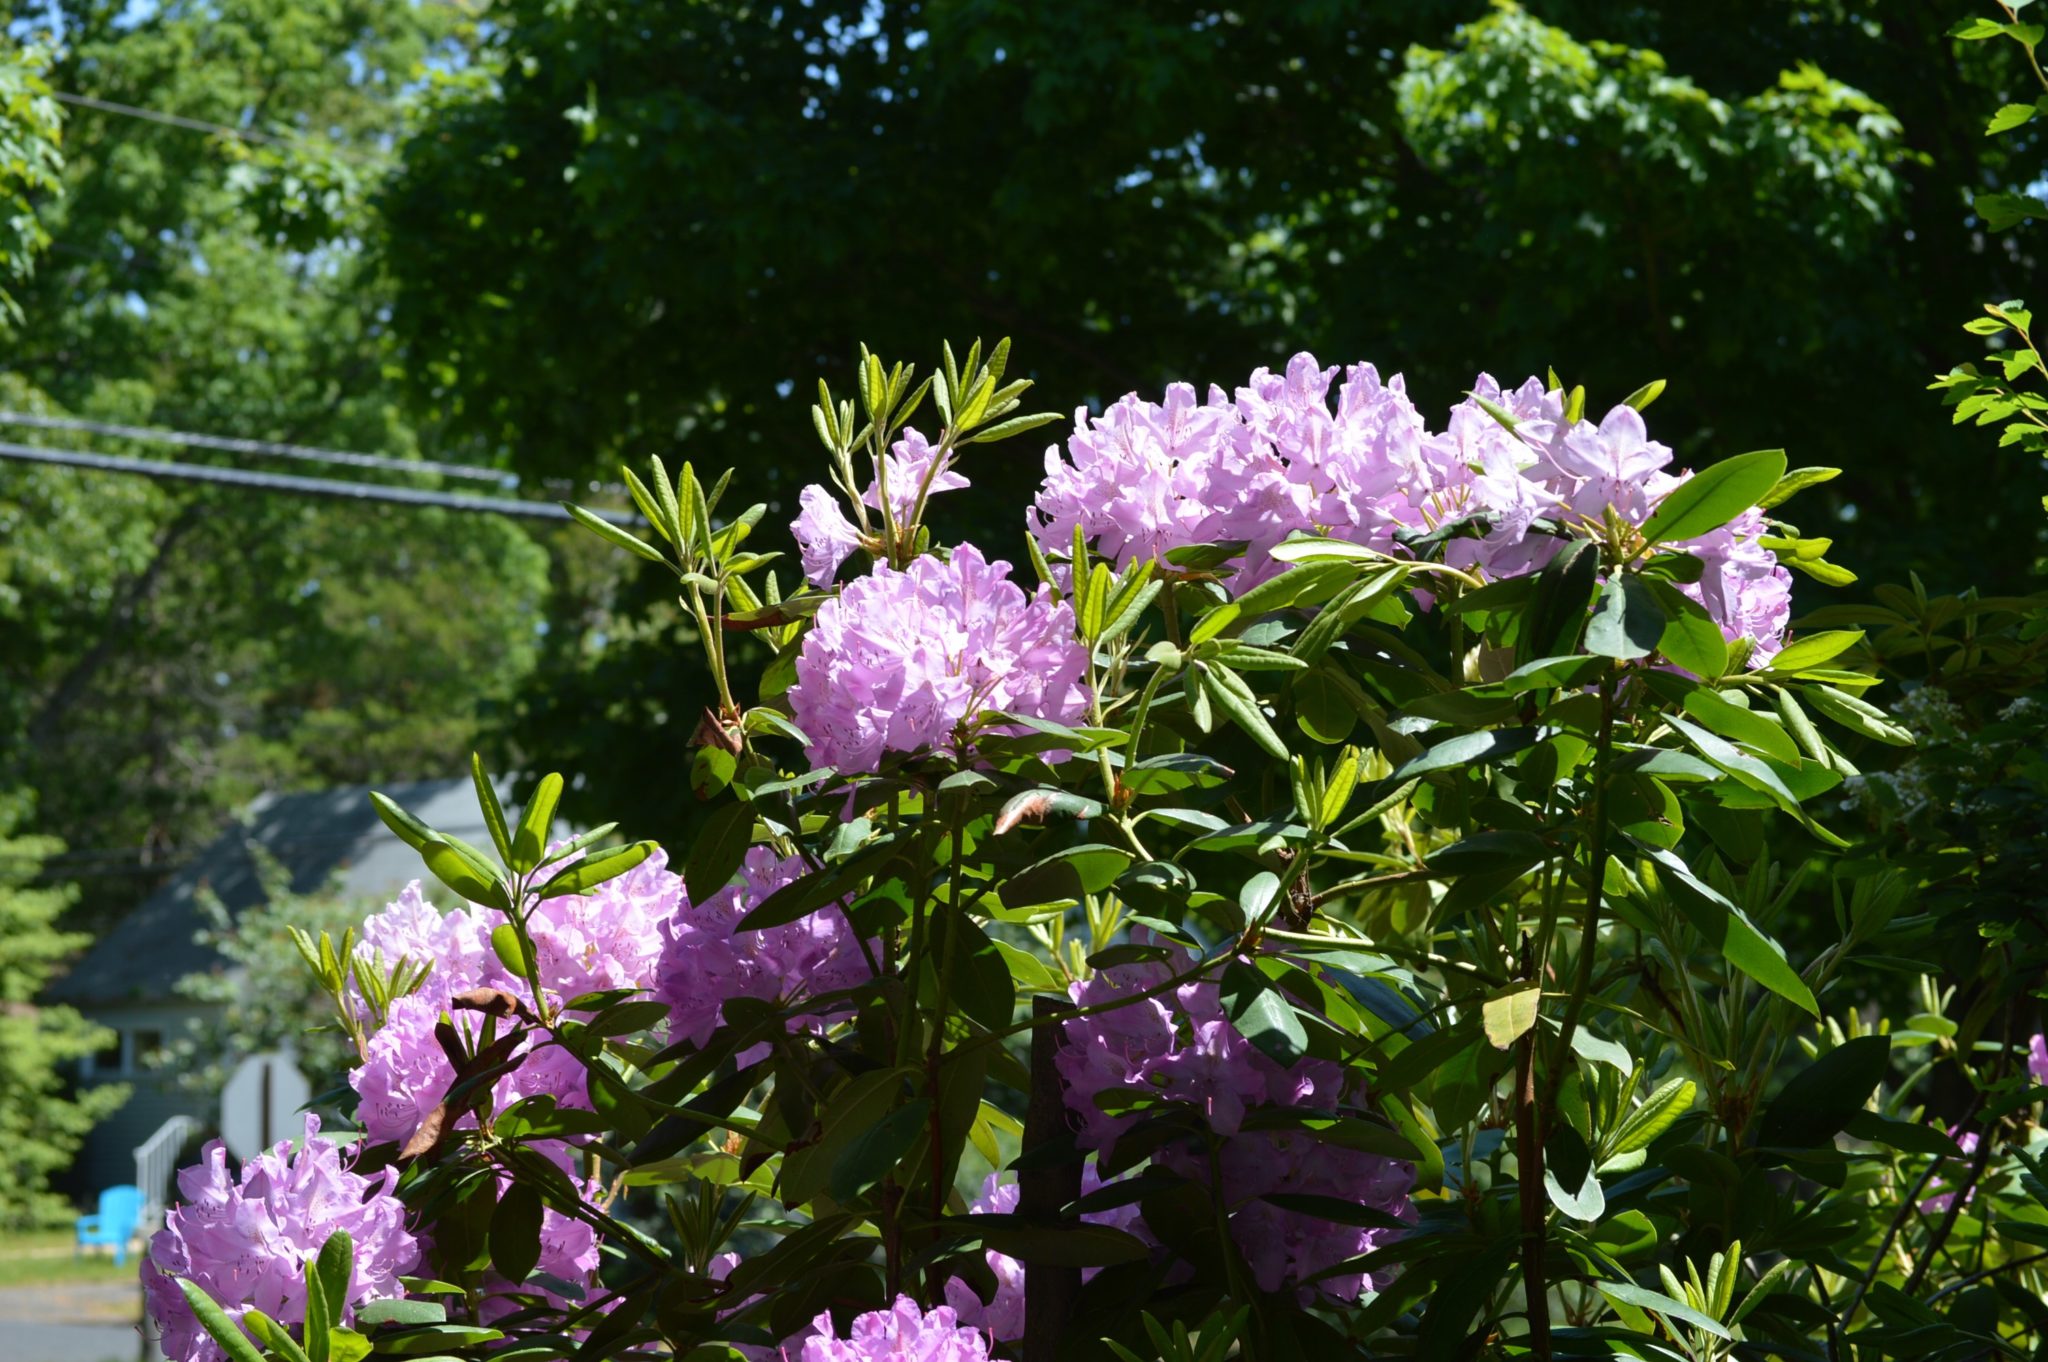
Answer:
[797,1296,992,1361]
[865,427,969,529]
[1918,1128,1982,1216]
[942,1168,1150,1342]
[1157,1130,1416,1303]
[2031,1033,2048,1086]
[353,881,499,1011]
[1030,383,1240,574]
[351,994,592,1147]
[523,847,682,1003]
[1056,938,1345,1155]
[142,1116,419,1362]
[656,846,877,1054]
[794,484,867,587]
[787,543,1091,773]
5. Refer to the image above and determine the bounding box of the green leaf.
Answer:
[1393,727,1540,780]
[830,1098,931,1201]
[1621,378,1666,411]
[1523,540,1600,660]
[999,844,1133,908]
[1988,102,2037,135]
[1643,580,1727,678]
[1639,449,1787,544]
[175,1279,269,1362]
[311,1231,353,1362]
[513,772,564,869]
[1754,466,1841,510]
[1597,1282,1731,1340]
[538,839,659,898]
[354,1299,451,1328]
[689,746,737,801]
[1220,961,1308,1065]
[1585,576,1664,660]
[1605,1077,1696,1158]
[1292,666,1358,744]
[683,801,754,899]
[489,1182,545,1284]
[1843,1111,1966,1159]
[1766,630,1863,672]
[245,1310,314,1362]
[1758,1036,1890,1148]
[1545,1122,1605,1222]
[1644,845,1817,1014]
[1804,685,1914,746]
[420,835,506,910]
[962,1219,1153,1267]
[563,502,668,563]
[1682,690,1801,766]
[1976,190,2048,232]
[1481,982,1541,1049]
[369,791,437,853]
[1203,662,1289,760]
[779,1070,907,1208]
[470,753,513,865]
[928,910,1015,1031]
[1257,1193,1410,1230]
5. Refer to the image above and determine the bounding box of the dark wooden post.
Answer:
[1021,996,1081,1361]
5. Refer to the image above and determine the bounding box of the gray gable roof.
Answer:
[47,779,495,1006]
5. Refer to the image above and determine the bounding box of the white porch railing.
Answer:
[134,1114,199,1227]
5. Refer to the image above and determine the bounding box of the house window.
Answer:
[89,1033,125,1077]
[132,1029,164,1068]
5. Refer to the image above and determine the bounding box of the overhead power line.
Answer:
[51,90,384,163]
[0,441,637,525]
[0,411,515,485]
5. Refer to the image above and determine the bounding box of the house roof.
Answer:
[46,779,496,1007]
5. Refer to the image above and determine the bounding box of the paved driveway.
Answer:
[0,1282,141,1362]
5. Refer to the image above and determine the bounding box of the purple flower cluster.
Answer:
[2029,1033,2048,1086]
[942,1169,1148,1342]
[142,1116,419,1362]
[797,1296,992,1361]
[350,856,685,1148]
[792,428,970,587]
[1056,942,1415,1302]
[787,543,1091,772]
[1032,356,1794,662]
[655,845,878,1052]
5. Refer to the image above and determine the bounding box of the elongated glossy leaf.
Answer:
[1804,685,1914,746]
[470,753,512,865]
[1545,1122,1605,1222]
[1843,1111,1965,1159]
[1643,845,1817,1015]
[1766,630,1864,672]
[538,839,658,899]
[513,772,564,869]
[176,1279,268,1362]
[682,802,754,899]
[1221,961,1307,1065]
[1393,727,1539,780]
[1758,1036,1890,1148]
[1639,449,1787,544]
[928,911,1014,1031]
[1605,1077,1696,1157]
[1585,576,1663,660]
[1481,982,1541,1049]
[489,1182,545,1284]
[1682,690,1801,766]
[1598,1281,1732,1340]
[1644,579,1727,678]
[1203,662,1289,760]
[830,1099,931,1202]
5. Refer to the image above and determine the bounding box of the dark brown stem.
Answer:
[1021,996,1082,1362]
[1514,1024,1551,1360]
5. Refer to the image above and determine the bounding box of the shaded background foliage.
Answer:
[0,0,2046,1229]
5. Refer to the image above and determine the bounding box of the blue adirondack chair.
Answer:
[76,1184,143,1267]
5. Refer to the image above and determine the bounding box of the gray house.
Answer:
[46,779,493,1198]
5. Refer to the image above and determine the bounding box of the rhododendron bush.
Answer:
[143,340,2048,1362]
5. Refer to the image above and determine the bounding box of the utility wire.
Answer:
[0,411,516,486]
[0,441,637,525]
[52,90,385,163]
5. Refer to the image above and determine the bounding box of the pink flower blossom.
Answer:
[656,846,877,1052]
[2031,1034,2048,1086]
[794,484,866,587]
[797,1296,992,1361]
[941,1169,1150,1342]
[788,543,1090,773]
[142,1116,419,1362]
[1919,1128,1981,1216]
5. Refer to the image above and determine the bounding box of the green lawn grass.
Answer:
[0,1229,141,1289]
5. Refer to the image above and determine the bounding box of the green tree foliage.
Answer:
[0,1,555,910]
[0,790,126,1230]
[381,0,2040,573]
[0,38,63,322]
